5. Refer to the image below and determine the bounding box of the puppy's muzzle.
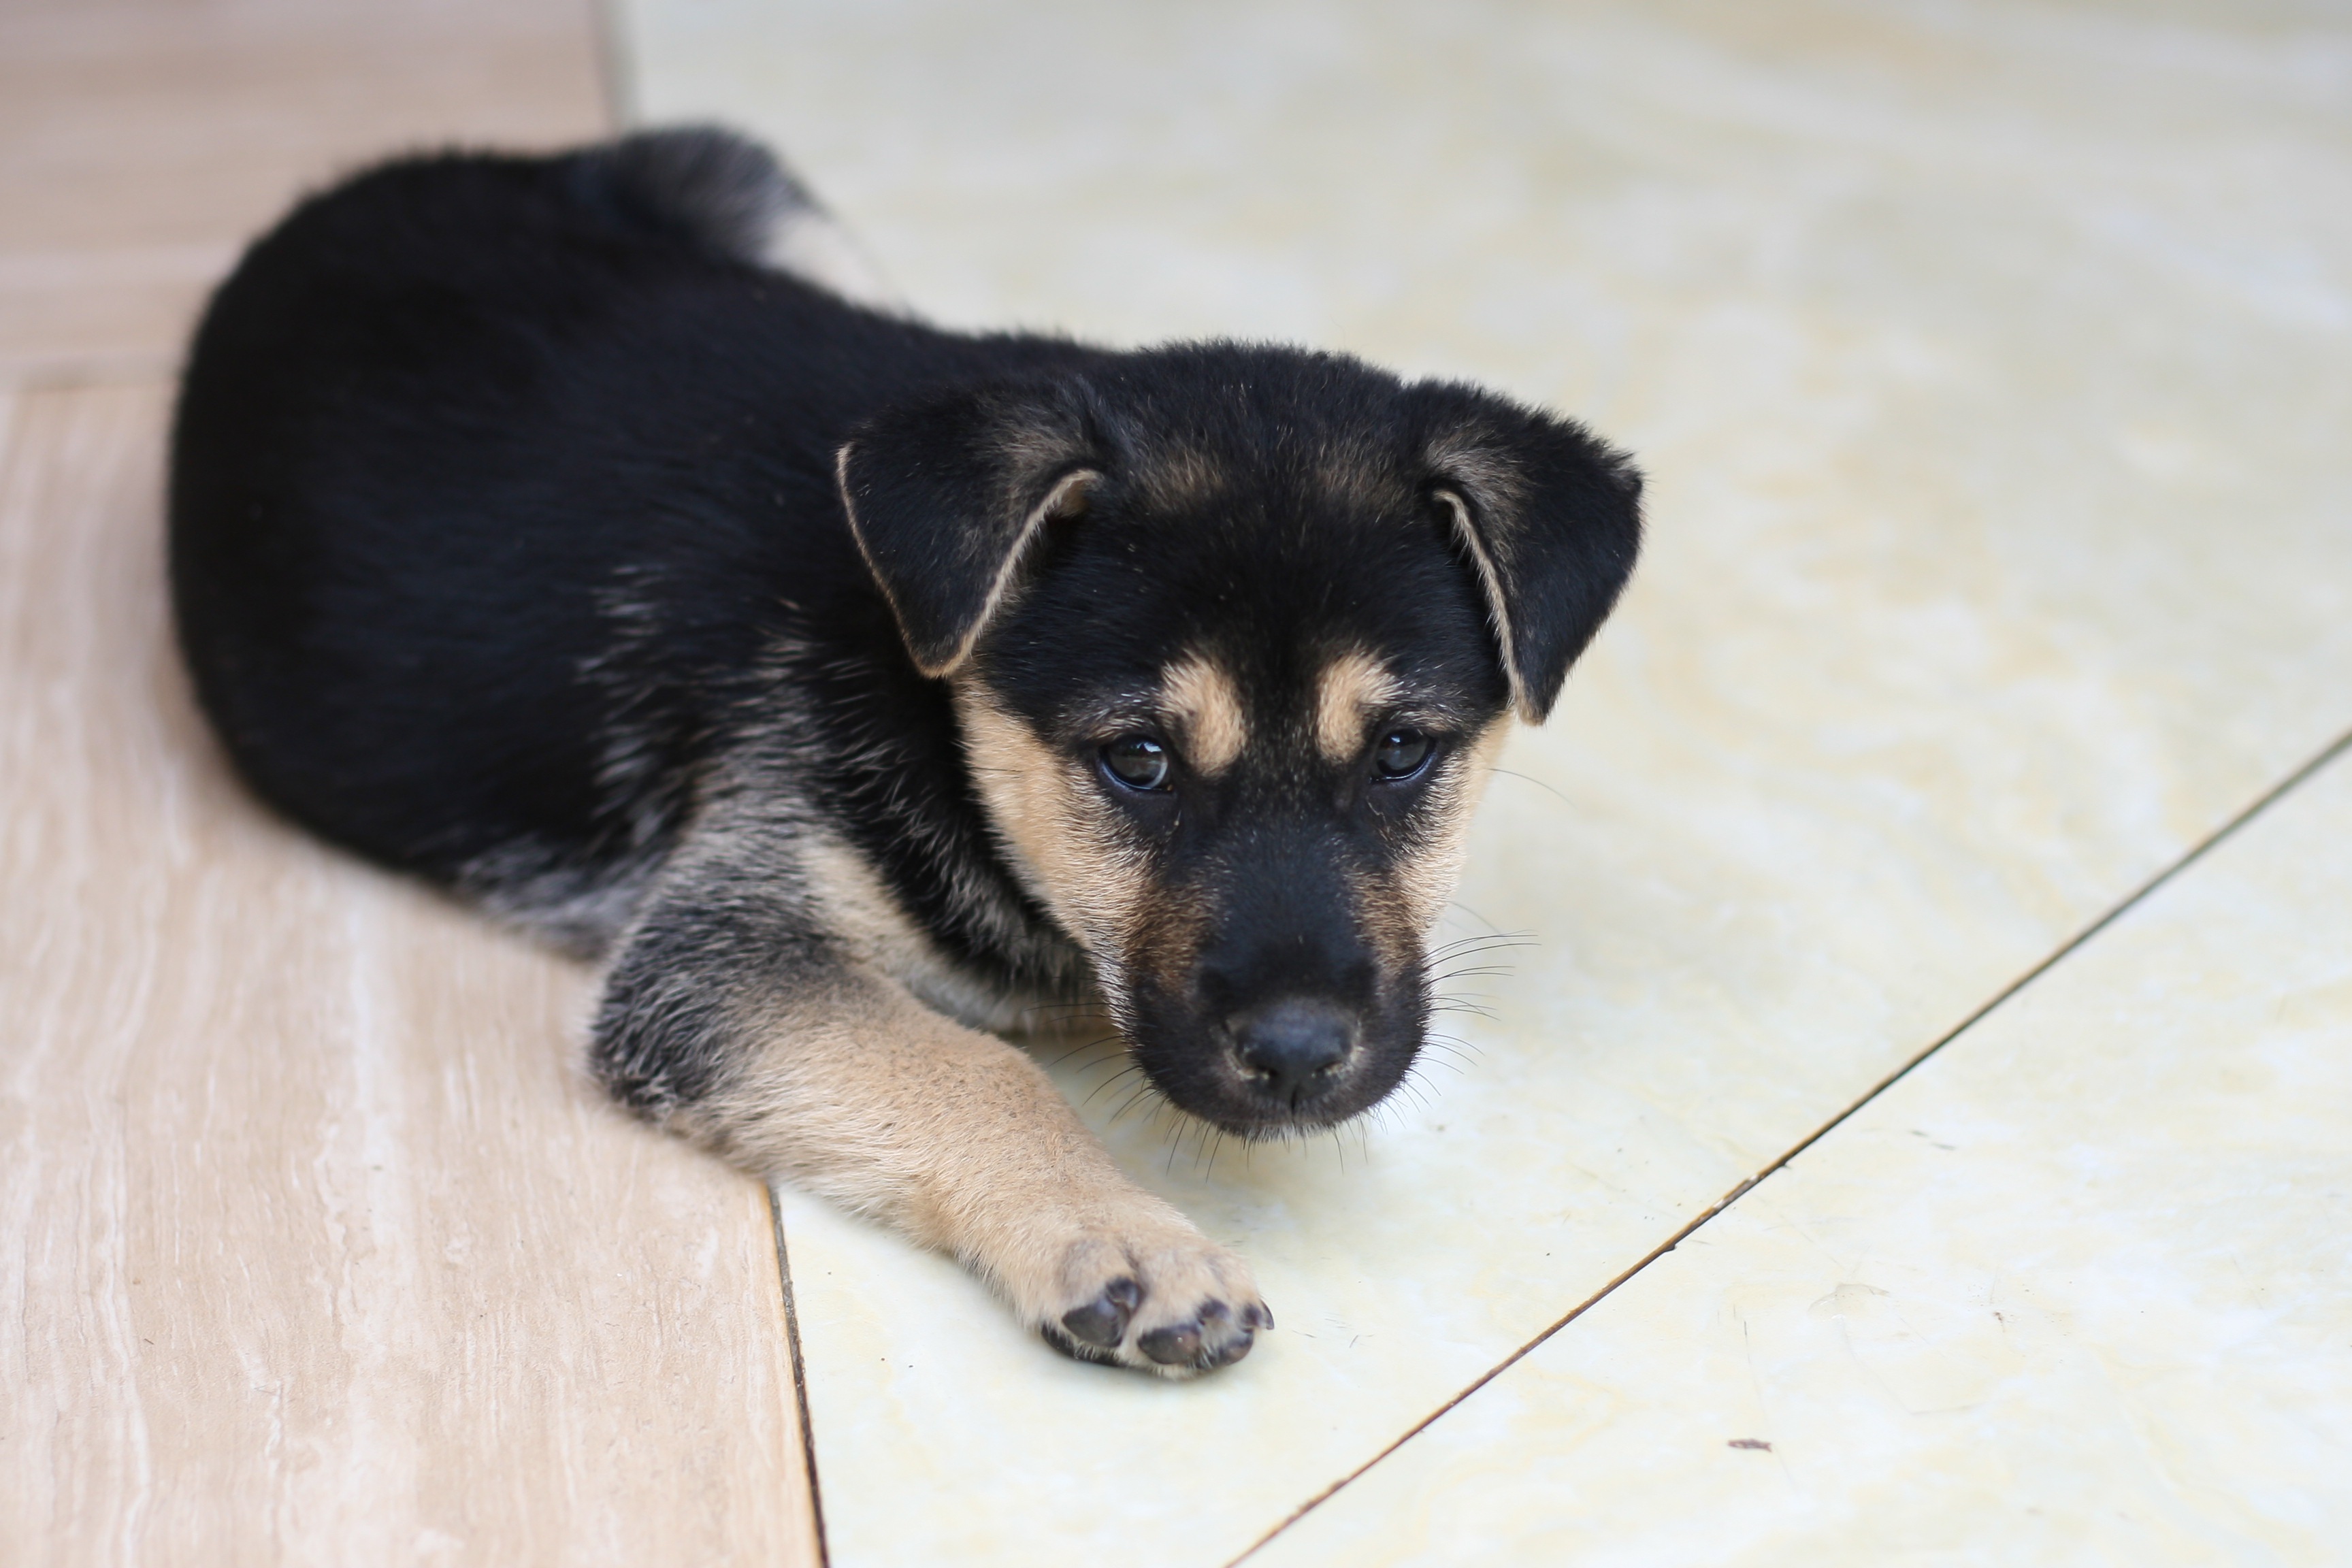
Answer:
[1141,907,1413,1134]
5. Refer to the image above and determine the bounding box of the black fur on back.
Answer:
[169,127,1639,1027]
[171,129,1093,970]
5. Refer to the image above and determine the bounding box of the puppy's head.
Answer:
[840,345,1639,1137]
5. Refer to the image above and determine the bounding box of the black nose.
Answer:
[1230,1000,1357,1099]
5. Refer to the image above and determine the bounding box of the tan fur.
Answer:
[1160,654,1250,775]
[1335,718,1509,994]
[674,669,1504,1379]
[799,832,1043,1033]
[1394,717,1511,935]
[1118,869,1217,1009]
[951,685,1154,1005]
[1312,649,1404,764]
[627,787,1261,1376]
[687,963,1260,1376]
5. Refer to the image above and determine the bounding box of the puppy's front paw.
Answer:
[1020,1217,1270,1377]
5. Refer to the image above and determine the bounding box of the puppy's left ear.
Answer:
[836,380,1103,677]
[1411,382,1643,723]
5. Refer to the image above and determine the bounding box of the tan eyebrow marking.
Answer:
[1314,649,1403,762]
[1160,654,1249,774]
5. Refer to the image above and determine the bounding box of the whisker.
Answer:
[1420,1033,1482,1064]
[1015,997,1108,1020]
[1163,1112,1207,1175]
[1485,766,1574,807]
[1420,952,1532,978]
[1108,1079,1162,1128]
[1424,1034,1487,1069]
[1044,1032,1125,1071]
[1069,1051,1139,1086]
[1428,964,1516,983]
[1443,900,1503,934]
[1424,932,1535,961]
[1083,1061,1147,1108]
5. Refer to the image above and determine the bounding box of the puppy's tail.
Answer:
[574,126,900,309]
[578,127,802,262]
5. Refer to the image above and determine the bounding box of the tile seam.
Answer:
[1228,719,2352,1565]
[768,1183,832,1568]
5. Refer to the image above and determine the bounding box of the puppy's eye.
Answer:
[1372,728,1435,782]
[1100,734,1173,791]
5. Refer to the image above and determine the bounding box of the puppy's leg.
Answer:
[591,836,1268,1375]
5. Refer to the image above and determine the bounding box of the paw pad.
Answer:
[1058,1276,1141,1349]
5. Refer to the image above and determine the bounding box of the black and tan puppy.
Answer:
[169,129,1640,1375]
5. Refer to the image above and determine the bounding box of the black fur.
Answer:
[169,127,1641,1138]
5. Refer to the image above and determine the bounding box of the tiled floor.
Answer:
[1258,738,2352,1563]
[617,1,2352,1563]
[7,2,2347,1565]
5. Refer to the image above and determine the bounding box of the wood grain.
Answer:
[0,3,828,1557]
[0,349,816,1567]
[0,0,611,380]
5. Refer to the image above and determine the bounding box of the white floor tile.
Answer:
[1258,742,2352,1566]
[621,3,2352,1561]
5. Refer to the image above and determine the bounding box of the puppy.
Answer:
[169,129,1640,1375]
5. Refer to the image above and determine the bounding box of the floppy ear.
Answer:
[836,381,1103,676]
[1411,382,1643,723]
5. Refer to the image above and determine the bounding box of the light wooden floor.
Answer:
[0,4,820,1563]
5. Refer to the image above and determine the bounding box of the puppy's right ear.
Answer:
[836,382,1102,677]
